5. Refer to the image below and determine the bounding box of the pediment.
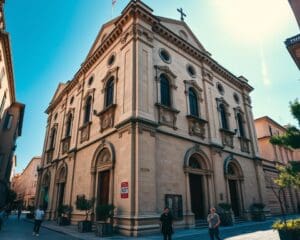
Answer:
[85,17,119,60]
[157,16,207,53]
[50,83,67,104]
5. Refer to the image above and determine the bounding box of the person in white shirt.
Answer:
[32,206,45,236]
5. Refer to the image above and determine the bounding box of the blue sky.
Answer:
[5,0,299,173]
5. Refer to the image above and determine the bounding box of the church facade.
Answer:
[36,0,267,236]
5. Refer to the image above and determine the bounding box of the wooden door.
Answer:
[189,174,205,219]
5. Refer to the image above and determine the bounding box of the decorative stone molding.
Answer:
[61,136,71,155]
[184,80,203,98]
[154,65,177,88]
[101,67,119,93]
[239,137,250,153]
[186,115,207,139]
[45,148,54,163]
[156,103,179,130]
[94,104,117,133]
[220,128,235,148]
[79,122,91,143]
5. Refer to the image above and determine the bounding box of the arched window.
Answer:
[65,114,72,137]
[219,103,228,130]
[189,156,201,169]
[49,128,57,149]
[189,88,199,117]
[105,77,114,107]
[160,74,171,107]
[84,96,92,124]
[237,113,245,138]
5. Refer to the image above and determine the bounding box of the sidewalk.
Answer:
[25,215,299,240]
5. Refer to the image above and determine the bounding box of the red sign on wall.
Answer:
[121,182,129,199]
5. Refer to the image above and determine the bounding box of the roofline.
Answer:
[17,156,41,176]
[45,0,254,113]
[254,116,288,132]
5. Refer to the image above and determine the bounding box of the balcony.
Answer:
[186,115,208,139]
[61,136,71,154]
[94,104,117,133]
[45,148,54,163]
[239,137,251,153]
[220,128,235,148]
[285,34,300,70]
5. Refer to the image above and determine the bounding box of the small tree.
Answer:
[271,162,300,224]
[270,99,300,149]
[75,195,94,221]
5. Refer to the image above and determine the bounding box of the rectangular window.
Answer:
[3,114,13,130]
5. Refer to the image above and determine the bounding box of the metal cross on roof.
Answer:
[177,8,186,21]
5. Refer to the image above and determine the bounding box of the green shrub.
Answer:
[272,218,300,230]
[96,204,115,222]
[250,203,265,211]
[218,203,232,211]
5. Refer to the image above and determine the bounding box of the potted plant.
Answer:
[95,204,115,237]
[75,195,94,232]
[250,203,266,221]
[273,218,300,240]
[217,203,234,226]
[268,162,300,240]
[57,204,73,226]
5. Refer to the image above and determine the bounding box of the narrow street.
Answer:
[0,214,78,240]
[0,213,284,240]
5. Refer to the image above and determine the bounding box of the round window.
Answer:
[187,64,196,77]
[217,83,224,95]
[159,48,171,64]
[107,53,116,66]
[233,93,240,104]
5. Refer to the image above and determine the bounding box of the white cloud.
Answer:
[210,0,292,45]
[260,47,271,86]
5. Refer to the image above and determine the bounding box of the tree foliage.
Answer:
[274,161,300,189]
[270,99,300,149]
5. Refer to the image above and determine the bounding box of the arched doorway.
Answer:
[189,156,206,219]
[91,141,115,221]
[40,172,51,210]
[55,165,67,215]
[224,158,244,217]
[184,147,212,221]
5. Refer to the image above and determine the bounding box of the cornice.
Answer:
[46,0,254,113]
[0,30,16,103]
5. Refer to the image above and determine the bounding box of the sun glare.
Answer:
[211,0,292,44]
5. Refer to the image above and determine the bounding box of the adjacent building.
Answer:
[255,116,300,215]
[0,0,25,208]
[285,0,300,69]
[36,0,267,236]
[11,157,41,208]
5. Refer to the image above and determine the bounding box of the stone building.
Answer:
[11,157,41,208]
[254,116,300,215]
[36,0,267,236]
[0,0,25,208]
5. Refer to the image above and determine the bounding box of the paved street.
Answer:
[0,214,78,240]
[0,213,287,240]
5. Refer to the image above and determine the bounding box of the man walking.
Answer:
[207,207,222,240]
[32,206,44,236]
